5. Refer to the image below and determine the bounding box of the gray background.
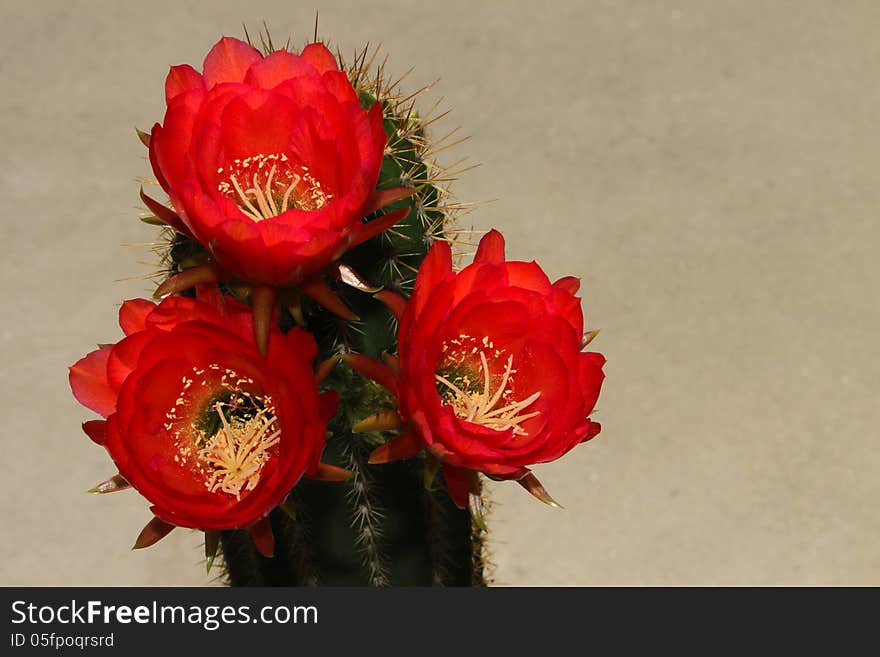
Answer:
[2,0,878,585]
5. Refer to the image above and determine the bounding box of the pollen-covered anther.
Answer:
[197,400,281,499]
[436,343,541,436]
[217,153,332,222]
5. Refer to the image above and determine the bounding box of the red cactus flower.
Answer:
[347,230,605,511]
[142,37,412,353]
[145,36,410,285]
[68,287,344,557]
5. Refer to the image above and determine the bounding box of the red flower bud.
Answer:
[147,37,399,287]
[69,289,337,534]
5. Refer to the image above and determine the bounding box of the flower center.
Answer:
[197,400,281,499]
[435,334,541,436]
[217,153,332,222]
[165,364,281,499]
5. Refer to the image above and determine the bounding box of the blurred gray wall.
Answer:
[2,0,878,585]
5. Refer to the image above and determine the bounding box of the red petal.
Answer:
[118,298,156,336]
[244,49,315,89]
[250,285,277,357]
[308,463,354,481]
[362,187,416,216]
[202,36,262,87]
[81,419,107,445]
[140,187,192,237]
[381,352,400,372]
[374,290,406,321]
[165,64,205,103]
[581,420,602,443]
[348,207,410,249]
[579,351,606,413]
[300,42,339,74]
[147,122,169,189]
[194,282,226,308]
[132,516,176,549]
[368,430,422,464]
[69,348,115,418]
[314,355,340,385]
[442,465,471,509]
[553,276,581,295]
[318,391,339,423]
[249,517,275,557]
[343,354,398,395]
[474,229,506,263]
[301,277,359,320]
[411,240,453,315]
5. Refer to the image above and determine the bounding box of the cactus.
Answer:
[145,36,488,586]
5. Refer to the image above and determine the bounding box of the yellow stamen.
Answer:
[217,153,332,222]
[197,401,280,499]
[436,352,540,435]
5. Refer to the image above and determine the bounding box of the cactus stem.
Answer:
[469,492,487,532]
[344,439,390,587]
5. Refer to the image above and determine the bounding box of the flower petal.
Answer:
[300,42,339,74]
[244,49,316,89]
[165,64,205,103]
[442,465,472,509]
[69,348,115,417]
[474,229,506,263]
[552,276,580,295]
[249,517,274,557]
[368,430,422,464]
[119,298,156,336]
[81,419,107,445]
[202,36,262,87]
